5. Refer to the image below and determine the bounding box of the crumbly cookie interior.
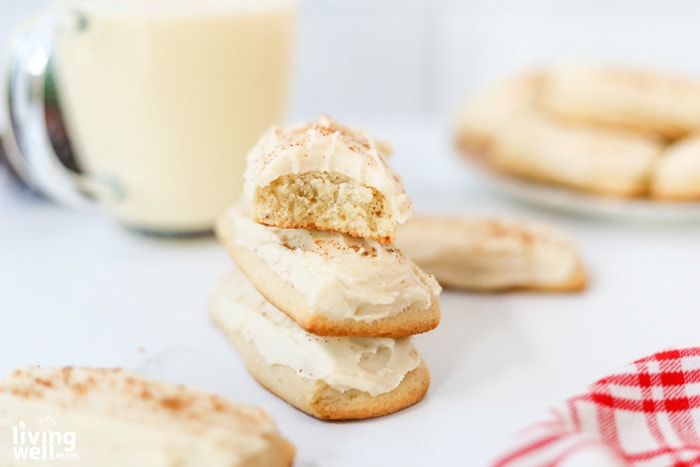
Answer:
[252,171,394,242]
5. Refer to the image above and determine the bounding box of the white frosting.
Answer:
[225,207,440,321]
[0,367,286,466]
[211,269,421,396]
[243,115,412,223]
[397,217,580,290]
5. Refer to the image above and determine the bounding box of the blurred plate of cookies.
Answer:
[455,63,700,221]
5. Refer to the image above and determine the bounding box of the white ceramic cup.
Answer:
[3,0,296,235]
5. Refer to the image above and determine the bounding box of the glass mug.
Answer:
[3,0,296,234]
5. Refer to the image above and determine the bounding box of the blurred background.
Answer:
[3,0,700,127]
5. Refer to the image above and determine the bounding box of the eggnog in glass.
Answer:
[51,0,295,234]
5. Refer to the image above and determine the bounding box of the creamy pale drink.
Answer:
[52,0,295,233]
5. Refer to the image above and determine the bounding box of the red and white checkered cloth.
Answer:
[493,348,700,467]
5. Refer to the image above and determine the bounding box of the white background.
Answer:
[3,0,700,120]
[3,2,700,466]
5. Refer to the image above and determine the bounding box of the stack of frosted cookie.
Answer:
[210,116,441,420]
[456,63,700,200]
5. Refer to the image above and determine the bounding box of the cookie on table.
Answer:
[396,215,586,292]
[0,367,295,466]
[651,135,700,200]
[489,109,662,197]
[216,206,441,338]
[209,267,430,420]
[243,115,411,244]
[543,63,700,140]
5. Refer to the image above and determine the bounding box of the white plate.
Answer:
[467,161,700,222]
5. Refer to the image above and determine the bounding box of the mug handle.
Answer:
[2,11,122,207]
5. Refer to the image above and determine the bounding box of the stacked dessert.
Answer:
[455,64,700,200]
[209,116,441,420]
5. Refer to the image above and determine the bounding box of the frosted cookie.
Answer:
[651,136,700,200]
[0,367,294,466]
[243,115,412,244]
[544,63,700,139]
[455,72,543,157]
[489,110,662,197]
[396,215,586,292]
[209,268,430,420]
[216,206,440,338]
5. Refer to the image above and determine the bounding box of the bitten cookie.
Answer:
[396,215,587,292]
[216,206,441,338]
[243,115,412,244]
[543,63,700,139]
[0,367,294,466]
[209,268,430,420]
[651,136,700,200]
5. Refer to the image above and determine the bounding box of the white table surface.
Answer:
[3,116,700,466]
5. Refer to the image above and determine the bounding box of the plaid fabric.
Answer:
[493,348,700,467]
